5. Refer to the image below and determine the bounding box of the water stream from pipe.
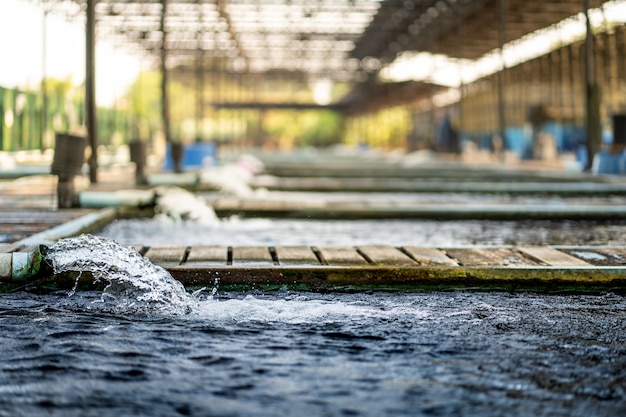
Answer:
[41,234,421,322]
[43,234,198,315]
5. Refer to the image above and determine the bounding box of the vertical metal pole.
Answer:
[196,50,204,141]
[160,0,171,145]
[86,0,98,183]
[41,9,48,151]
[195,0,204,142]
[557,43,565,125]
[568,44,578,126]
[497,0,508,158]
[584,0,601,169]
[456,7,465,154]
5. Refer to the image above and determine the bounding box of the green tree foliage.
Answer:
[264,110,343,148]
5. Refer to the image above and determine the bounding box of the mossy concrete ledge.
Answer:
[166,265,626,292]
[4,244,626,293]
[12,264,626,294]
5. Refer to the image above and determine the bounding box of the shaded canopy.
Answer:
[35,0,611,84]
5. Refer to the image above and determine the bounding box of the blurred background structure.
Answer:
[3,0,626,178]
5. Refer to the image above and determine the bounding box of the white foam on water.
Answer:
[154,186,220,225]
[190,294,431,324]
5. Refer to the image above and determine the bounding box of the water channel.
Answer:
[1,191,625,416]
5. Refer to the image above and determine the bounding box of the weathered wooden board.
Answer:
[0,243,22,253]
[0,210,97,244]
[232,246,274,265]
[445,248,538,266]
[274,246,320,265]
[517,246,592,267]
[595,248,626,265]
[402,247,459,266]
[357,245,416,265]
[144,246,186,266]
[317,246,368,265]
[186,245,228,265]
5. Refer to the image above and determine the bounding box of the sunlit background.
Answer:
[2,0,626,163]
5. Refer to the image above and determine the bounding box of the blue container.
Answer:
[164,142,217,171]
[591,151,626,175]
[505,127,532,159]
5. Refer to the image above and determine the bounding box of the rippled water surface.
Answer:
[1,291,625,417]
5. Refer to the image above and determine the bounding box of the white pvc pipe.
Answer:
[146,172,198,187]
[0,248,43,280]
[79,190,155,208]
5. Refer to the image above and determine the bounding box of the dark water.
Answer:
[1,290,625,417]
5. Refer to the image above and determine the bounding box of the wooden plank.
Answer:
[402,247,459,266]
[143,246,186,265]
[445,248,495,266]
[186,245,228,265]
[561,248,626,267]
[597,248,626,265]
[0,218,70,225]
[317,246,368,265]
[476,248,539,266]
[445,248,538,266]
[274,246,320,265]
[357,245,416,265]
[517,246,592,266]
[232,246,273,265]
[0,243,22,253]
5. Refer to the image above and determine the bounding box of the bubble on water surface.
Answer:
[190,294,431,324]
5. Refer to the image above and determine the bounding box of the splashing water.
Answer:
[41,234,432,322]
[154,186,220,225]
[43,234,197,315]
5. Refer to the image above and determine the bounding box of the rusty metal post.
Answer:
[195,0,204,142]
[497,0,508,159]
[41,8,48,151]
[86,0,98,183]
[160,0,180,171]
[584,0,602,169]
[160,0,172,146]
[196,35,204,141]
[456,8,465,146]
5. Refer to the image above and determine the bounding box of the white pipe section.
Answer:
[79,190,155,208]
[0,248,43,280]
[147,172,199,187]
